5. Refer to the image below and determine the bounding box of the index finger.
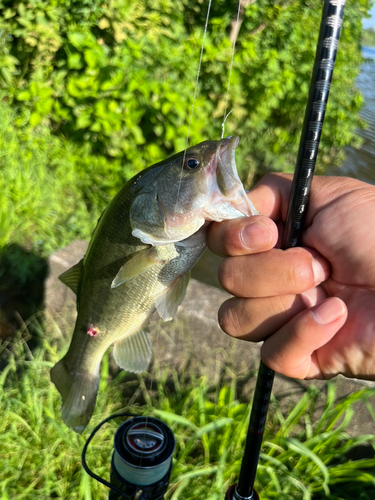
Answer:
[248,173,292,221]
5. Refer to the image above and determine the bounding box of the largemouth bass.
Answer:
[51,136,258,433]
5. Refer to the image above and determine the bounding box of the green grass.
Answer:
[1,318,375,500]
[0,99,133,257]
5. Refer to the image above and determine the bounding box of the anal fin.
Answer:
[113,330,152,373]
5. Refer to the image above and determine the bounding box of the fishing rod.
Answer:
[226,1,346,499]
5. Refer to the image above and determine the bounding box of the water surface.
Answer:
[328,46,375,184]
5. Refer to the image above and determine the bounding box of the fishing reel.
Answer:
[82,413,175,500]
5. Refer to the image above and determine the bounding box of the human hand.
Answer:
[207,174,375,380]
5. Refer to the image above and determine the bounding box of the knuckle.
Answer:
[219,303,243,338]
[221,220,251,256]
[208,219,248,257]
[286,248,314,291]
[218,259,233,291]
[275,294,293,315]
[218,258,244,294]
[261,342,305,379]
[273,295,301,326]
[261,341,283,372]
[263,172,288,184]
[222,227,241,254]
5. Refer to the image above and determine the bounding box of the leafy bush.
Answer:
[0,99,131,254]
[362,27,375,47]
[0,0,212,170]
[0,0,372,254]
[0,0,372,179]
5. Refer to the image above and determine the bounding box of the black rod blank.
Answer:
[232,1,346,499]
[282,0,346,249]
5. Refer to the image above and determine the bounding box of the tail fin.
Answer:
[50,358,99,434]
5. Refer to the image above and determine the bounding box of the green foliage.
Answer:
[0,98,133,254]
[0,0,372,253]
[362,27,375,47]
[0,0,212,169]
[0,0,372,177]
[1,325,375,499]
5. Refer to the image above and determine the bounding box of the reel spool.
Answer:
[110,417,175,500]
[82,413,175,500]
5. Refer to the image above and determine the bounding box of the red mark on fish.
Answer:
[87,325,99,337]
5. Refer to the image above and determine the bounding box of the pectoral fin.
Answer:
[113,330,152,373]
[59,259,83,295]
[155,272,190,321]
[111,247,163,288]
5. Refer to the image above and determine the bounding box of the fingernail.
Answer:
[312,257,326,284]
[312,298,346,325]
[241,221,271,249]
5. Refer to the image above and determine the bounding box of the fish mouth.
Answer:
[212,136,259,217]
[216,136,241,195]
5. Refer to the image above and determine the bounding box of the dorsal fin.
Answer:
[59,259,83,295]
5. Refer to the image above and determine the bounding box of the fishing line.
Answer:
[151,0,214,472]
[143,2,213,474]
[141,0,238,481]
[174,0,213,214]
[162,0,213,428]
[183,0,213,151]
[82,412,137,499]
[175,0,241,210]
[221,109,234,139]
[221,0,242,139]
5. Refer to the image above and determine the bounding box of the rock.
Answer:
[45,240,87,337]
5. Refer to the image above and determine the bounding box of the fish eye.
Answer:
[184,157,200,171]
